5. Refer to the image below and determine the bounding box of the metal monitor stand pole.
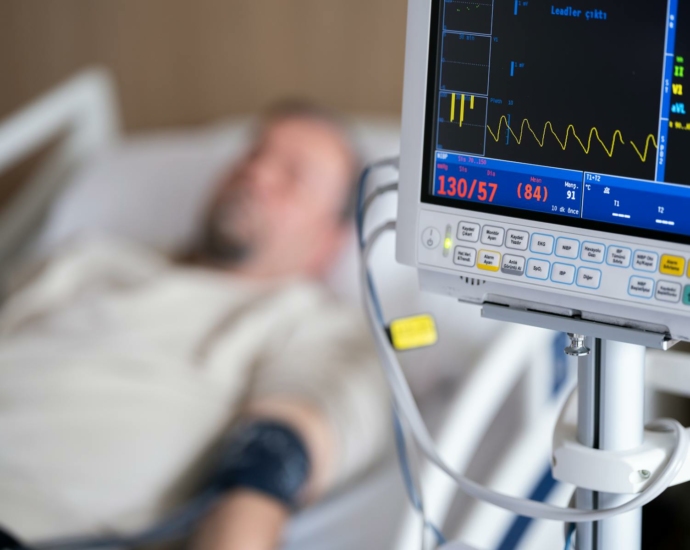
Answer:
[574,337,646,550]
[481,305,675,550]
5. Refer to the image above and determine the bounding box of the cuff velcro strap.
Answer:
[208,421,311,508]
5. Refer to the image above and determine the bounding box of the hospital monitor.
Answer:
[396,0,690,341]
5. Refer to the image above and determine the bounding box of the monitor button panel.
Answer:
[418,210,690,313]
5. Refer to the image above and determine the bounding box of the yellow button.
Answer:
[478,250,501,272]
[660,255,685,277]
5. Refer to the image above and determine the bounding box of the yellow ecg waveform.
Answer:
[450,93,476,127]
[485,116,658,163]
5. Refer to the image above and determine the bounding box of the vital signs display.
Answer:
[423,1,690,243]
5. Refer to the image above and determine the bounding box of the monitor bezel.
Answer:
[418,0,690,246]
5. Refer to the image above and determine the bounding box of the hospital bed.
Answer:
[0,68,593,550]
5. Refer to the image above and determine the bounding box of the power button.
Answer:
[422,227,442,249]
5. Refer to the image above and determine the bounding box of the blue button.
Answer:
[628,276,655,300]
[684,286,690,306]
[555,238,580,259]
[577,268,602,290]
[551,263,576,285]
[581,242,606,264]
[633,251,659,272]
[606,246,632,268]
[530,234,555,255]
[526,258,551,280]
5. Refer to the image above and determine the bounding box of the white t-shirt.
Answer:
[0,238,388,541]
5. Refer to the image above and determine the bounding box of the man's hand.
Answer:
[193,489,289,550]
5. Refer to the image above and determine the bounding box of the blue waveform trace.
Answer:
[509,61,525,77]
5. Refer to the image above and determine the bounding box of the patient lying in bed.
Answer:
[0,103,389,550]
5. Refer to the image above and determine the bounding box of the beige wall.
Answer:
[0,0,408,132]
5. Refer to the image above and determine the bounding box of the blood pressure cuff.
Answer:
[208,421,311,509]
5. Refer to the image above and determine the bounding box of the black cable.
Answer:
[0,527,26,550]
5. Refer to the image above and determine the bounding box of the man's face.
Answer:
[204,116,354,278]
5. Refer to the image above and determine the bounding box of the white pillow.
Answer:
[34,121,252,256]
[35,118,401,253]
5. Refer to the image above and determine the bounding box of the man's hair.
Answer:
[261,100,362,222]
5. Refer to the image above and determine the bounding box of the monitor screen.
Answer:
[423,0,690,245]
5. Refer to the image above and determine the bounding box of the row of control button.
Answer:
[531,235,608,265]
[453,247,602,289]
[454,221,689,278]
[525,259,601,288]
[441,220,690,308]
[458,222,530,250]
[627,277,690,304]
[628,279,690,305]
[451,243,690,307]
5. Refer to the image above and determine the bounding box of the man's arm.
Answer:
[195,295,389,550]
[194,490,288,550]
[193,399,335,550]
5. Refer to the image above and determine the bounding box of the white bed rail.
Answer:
[394,324,565,550]
[0,67,121,278]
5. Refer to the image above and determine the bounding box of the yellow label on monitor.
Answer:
[389,314,438,351]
